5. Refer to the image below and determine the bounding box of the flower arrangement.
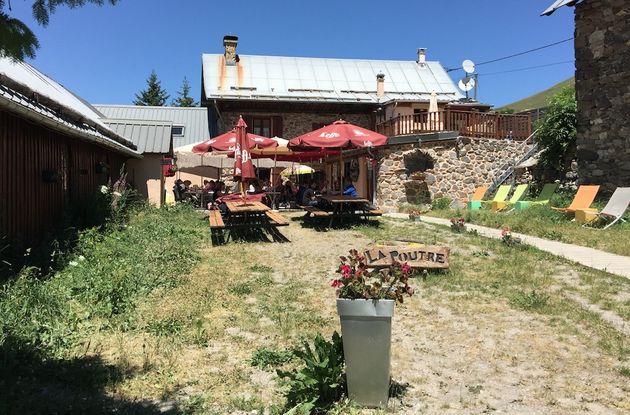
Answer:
[501,227,521,246]
[408,209,422,221]
[450,217,466,233]
[331,249,414,304]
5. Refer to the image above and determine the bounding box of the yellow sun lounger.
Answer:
[468,185,511,211]
[492,184,529,211]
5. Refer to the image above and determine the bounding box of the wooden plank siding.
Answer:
[0,110,127,250]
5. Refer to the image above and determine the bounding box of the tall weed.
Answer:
[0,203,205,363]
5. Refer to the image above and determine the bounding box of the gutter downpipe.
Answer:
[0,97,141,159]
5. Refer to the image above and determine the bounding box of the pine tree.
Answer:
[172,77,197,107]
[134,70,169,106]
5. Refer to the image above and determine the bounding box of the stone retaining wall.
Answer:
[376,137,533,211]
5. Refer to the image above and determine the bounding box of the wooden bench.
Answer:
[366,209,383,216]
[303,206,331,217]
[208,210,225,228]
[265,210,289,226]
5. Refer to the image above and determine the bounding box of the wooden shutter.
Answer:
[272,116,283,138]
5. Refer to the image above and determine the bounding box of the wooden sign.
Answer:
[363,244,450,269]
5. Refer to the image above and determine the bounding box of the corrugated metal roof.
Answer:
[93,105,210,148]
[0,58,139,157]
[104,119,172,154]
[541,0,581,15]
[202,54,464,104]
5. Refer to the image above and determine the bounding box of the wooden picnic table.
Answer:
[303,195,382,228]
[209,200,288,245]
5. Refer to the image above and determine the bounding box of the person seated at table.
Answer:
[302,182,319,207]
[261,180,271,192]
[211,181,227,213]
[202,180,215,193]
[329,179,341,195]
[296,184,307,207]
[173,179,186,202]
[211,181,225,201]
[319,180,329,195]
[342,178,358,197]
[247,180,264,194]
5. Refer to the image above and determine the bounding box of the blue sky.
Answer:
[12,0,575,107]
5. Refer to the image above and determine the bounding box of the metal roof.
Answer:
[541,0,581,15]
[0,58,139,157]
[103,119,173,154]
[202,54,464,104]
[93,105,210,148]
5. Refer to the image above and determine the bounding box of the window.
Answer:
[244,115,283,137]
[252,117,271,137]
[172,125,185,137]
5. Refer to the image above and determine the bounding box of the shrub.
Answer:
[536,87,577,170]
[432,197,451,210]
[277,332,345,414]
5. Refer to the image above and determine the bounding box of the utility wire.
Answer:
[478,60,574,76]
[446,37,574,72]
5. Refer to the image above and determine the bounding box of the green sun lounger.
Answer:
[492,184,529,211]
[468,185,511,210]
[514,183,559,211]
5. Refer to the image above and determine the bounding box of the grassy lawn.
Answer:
[417,203,630,257]
[1,207,629,414]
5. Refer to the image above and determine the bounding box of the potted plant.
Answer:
[332,249,414,408]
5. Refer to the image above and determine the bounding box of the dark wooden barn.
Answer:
[0,58,139,253]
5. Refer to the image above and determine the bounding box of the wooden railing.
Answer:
[376,110,532,141]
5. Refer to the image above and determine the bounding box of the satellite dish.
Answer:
[462,59,475,74]
[458,76,476,92]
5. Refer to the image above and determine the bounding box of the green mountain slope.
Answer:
[498,77,574,112]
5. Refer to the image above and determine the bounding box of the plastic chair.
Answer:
[469,185,511,211]
[551,185,600,214]
[580,187,630,229]
[514,183,559,211]
[492,184,529,211]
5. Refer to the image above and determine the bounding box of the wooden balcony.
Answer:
[376,110,532,141]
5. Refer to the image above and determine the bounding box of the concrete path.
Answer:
[385,213,630,279]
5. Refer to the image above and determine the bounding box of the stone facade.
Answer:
[574,0,630,191]
[376,137,533,211]
[219,111,372,137]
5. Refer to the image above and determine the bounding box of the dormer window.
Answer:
[172,125,185,137]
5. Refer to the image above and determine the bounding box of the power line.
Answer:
[478,60,574,76]
[446,37,574,72]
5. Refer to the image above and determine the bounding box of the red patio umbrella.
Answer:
[233,116,256,192]
[288,120,388,150]
[288,120,387,192]
[192,129,278,153]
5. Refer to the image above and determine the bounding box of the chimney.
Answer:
[417,48,426,66]
[223,35,239,66]
[376,73,385,97]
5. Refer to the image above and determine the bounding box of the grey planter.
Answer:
[336,298,394,408]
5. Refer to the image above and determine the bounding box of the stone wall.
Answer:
[574,0,630,191]
[219,112,372,137]
[376,137,533,211]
